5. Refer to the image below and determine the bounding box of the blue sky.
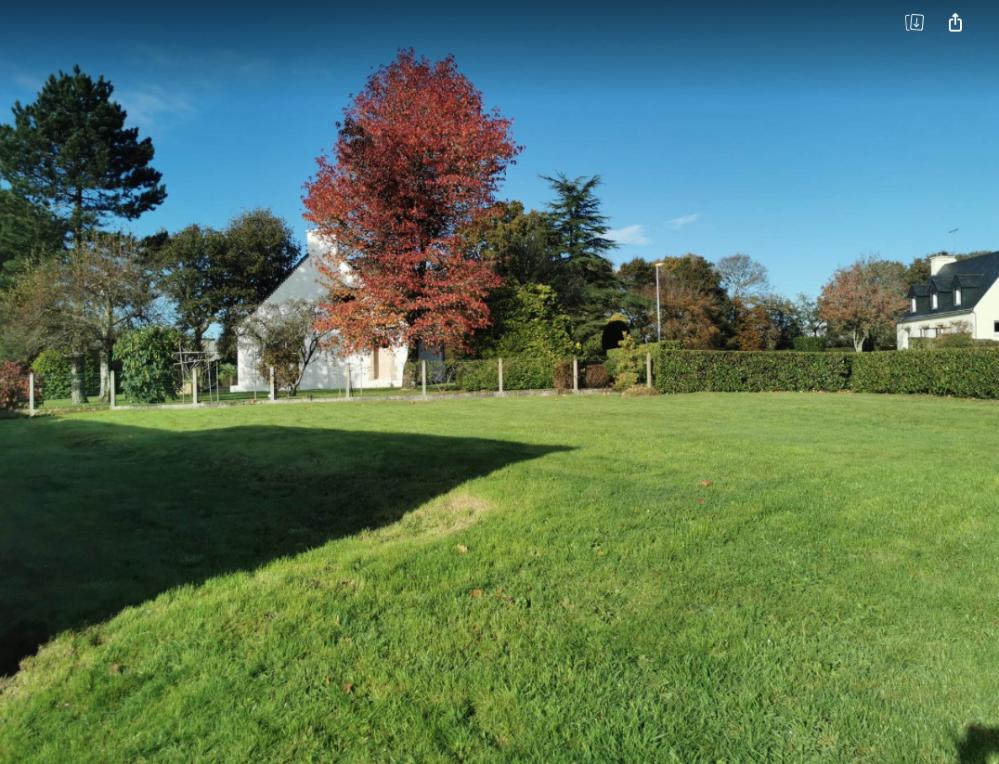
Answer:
[3,0,999,296]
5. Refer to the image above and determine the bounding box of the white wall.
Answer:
[234,335,407,392]
[973,282,999,341]
[232,230,410,391]
[897,281,999,348]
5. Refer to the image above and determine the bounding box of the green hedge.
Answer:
[30,350,100,399]
[404,356,556,392]
[657,350,852,393]
[656,347,999,399]
[851,349,999,398]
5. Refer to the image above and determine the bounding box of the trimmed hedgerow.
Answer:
[657,350,852,394]
[851,349,999,398]
[451,357,554,392]
[792,336,826,352]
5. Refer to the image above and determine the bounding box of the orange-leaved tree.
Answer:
[303,50,520,354]
[818,257,907,351]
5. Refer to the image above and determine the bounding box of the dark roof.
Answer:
[902,251,999,320]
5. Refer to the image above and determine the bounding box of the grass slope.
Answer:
[2,394,999,762]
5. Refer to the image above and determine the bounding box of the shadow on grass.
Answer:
[956,725,999,763]
[0,417,567,675]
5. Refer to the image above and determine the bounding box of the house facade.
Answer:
[896,252,999,349]
[232,232,410,392]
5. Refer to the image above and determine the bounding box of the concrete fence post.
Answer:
[192,367,199,406]
[498,358,504,395]
[346,365,352,400]
[421,359,427,398]
[573,357,579,393]
[646,352,653,389]
[268,366,276,402]
[109,370,116,409]
[28,372,35,416]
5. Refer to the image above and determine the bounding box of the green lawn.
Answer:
[2,393,999,762]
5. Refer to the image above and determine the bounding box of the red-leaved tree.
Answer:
[303,50,520,353]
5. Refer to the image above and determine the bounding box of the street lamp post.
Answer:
[654,262,664,342]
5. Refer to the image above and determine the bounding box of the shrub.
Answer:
[613,371,638,391]
[852,349,999,398]
[554,360,573,391]
[453,360,498,391]
[584,363,611,388]
[622,384,659,397]
[657,350,852,394]
[114,326,184,403]
[606,339,679,379]
[30,350,100,399]
[0,361,33,411]
[31,349,73,399]
[501,357,553,390]
[792,336,826,352]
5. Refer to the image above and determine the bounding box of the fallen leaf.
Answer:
[108,663,122,676]
[470,588,483,598]
[456,544,469,554]
[342,682,354,694]
[699,480,714,488]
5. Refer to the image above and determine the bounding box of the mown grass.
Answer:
[2,393,999,762]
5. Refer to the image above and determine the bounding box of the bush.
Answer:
[554,360,573,391]
[501,357,554,390]
[606,339,679,380]
[613,371,638,391]
[453,360,498,391]
[114,326,184,403]
[31,349,73,399]
[0,361,33,411]
[852,349,999,398]
[657,350,852,394]
[792,336,826,352]
[584,363,611,388]
[622,384,659,397]
[30,350,100,399]
[910,334,999,350]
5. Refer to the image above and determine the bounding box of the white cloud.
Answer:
[606,224,650,246]
[667,213,700,230]
[116,85,195,133]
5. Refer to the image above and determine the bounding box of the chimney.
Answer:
[929,253,957,276]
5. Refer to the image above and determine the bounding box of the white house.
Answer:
[232,232,411,392]
[896,252,999,349]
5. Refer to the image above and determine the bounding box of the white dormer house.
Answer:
[896,252,999,348]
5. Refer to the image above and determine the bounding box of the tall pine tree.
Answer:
[543,173,619,342]
[0,66,166,239]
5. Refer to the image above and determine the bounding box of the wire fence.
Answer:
[17,351,658,414]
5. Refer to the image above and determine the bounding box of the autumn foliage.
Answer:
[303,50,520,353]
[818,259,908,351]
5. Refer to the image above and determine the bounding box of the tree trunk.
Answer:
[853,330,865,353]
[99,351,110,401]
[70,355,87,405]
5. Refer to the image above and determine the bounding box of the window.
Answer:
[954,288,962,306]
[932,293,938,309]
[910,297,917,312]
[994,321,999,334]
